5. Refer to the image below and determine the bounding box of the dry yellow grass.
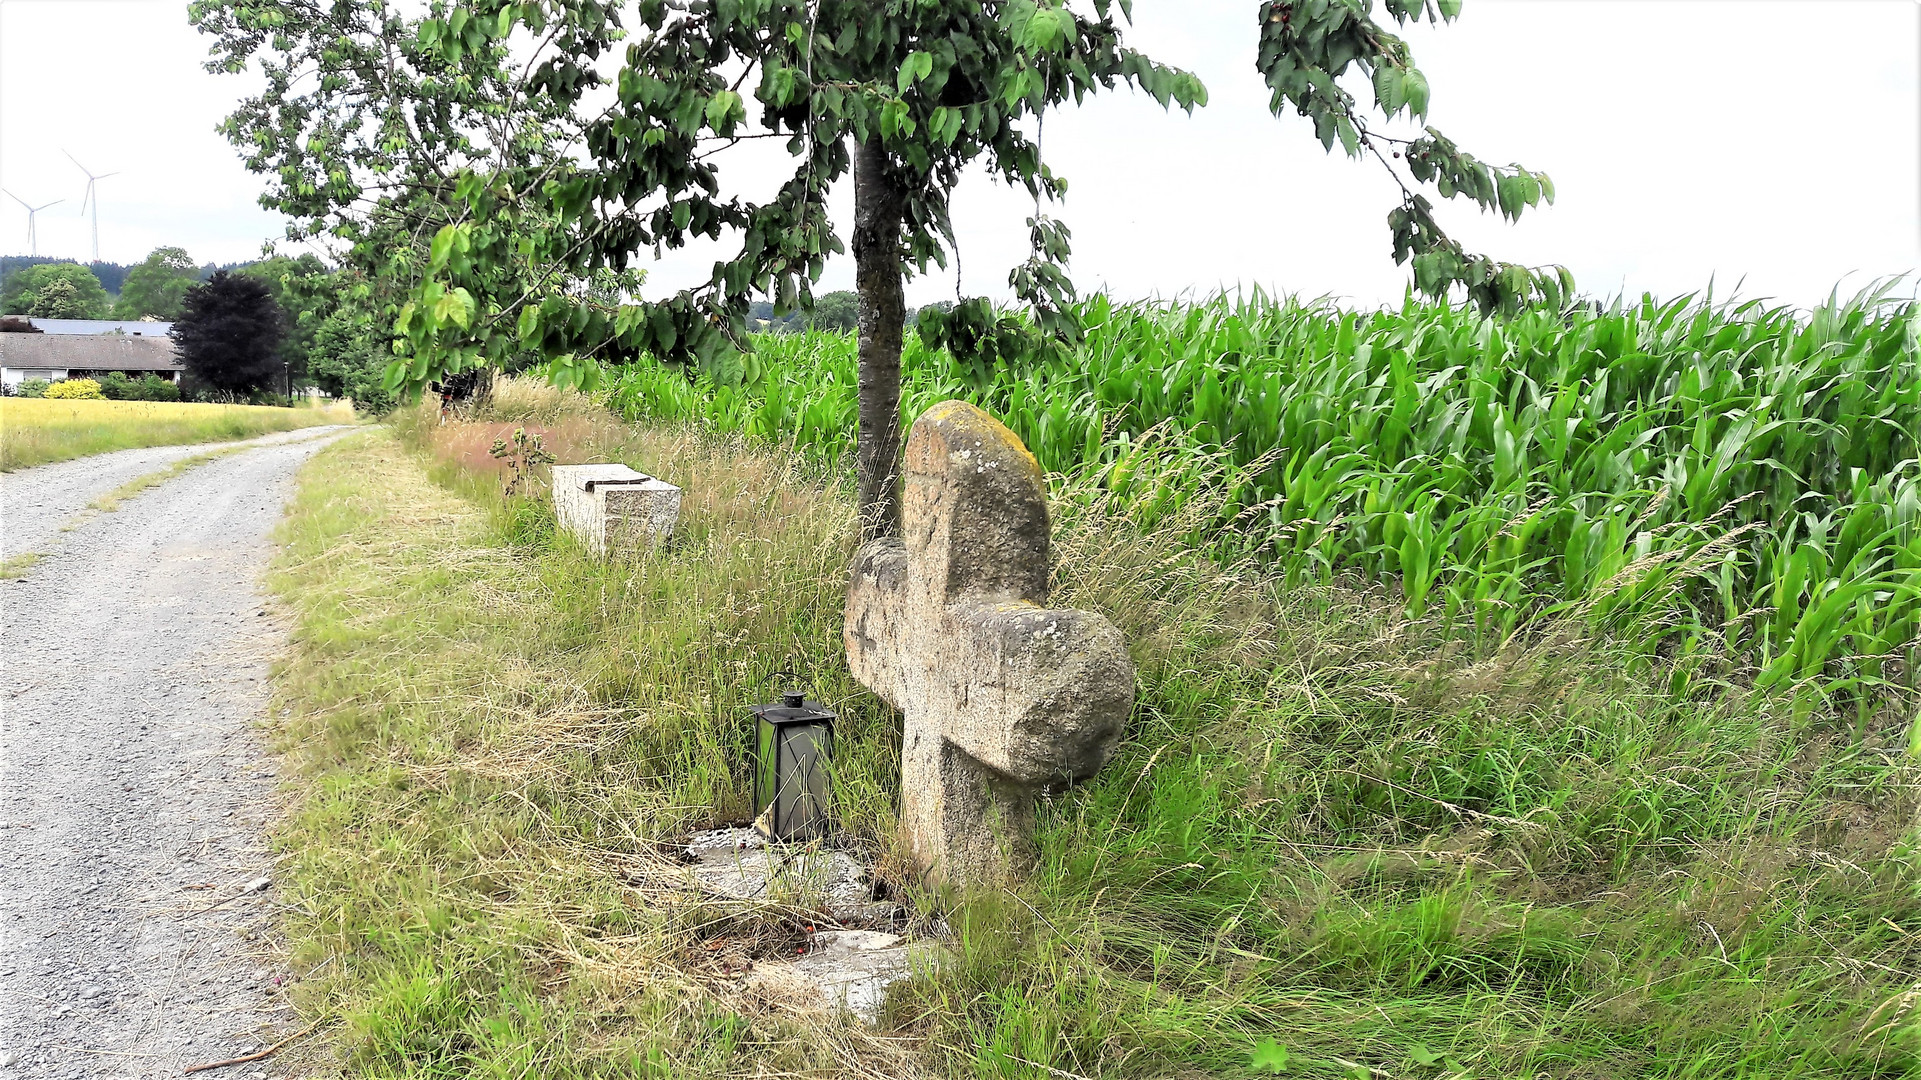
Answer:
[0,396,354,471]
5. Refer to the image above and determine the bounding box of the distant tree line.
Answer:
[6,251,952,408]
[0,256,133,296]
[0,264,116,319]
[0,248,398,410]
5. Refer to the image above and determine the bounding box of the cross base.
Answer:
[902,729,1041,885]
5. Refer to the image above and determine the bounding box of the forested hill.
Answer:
[0,256,133,295]
[0,255,275,297]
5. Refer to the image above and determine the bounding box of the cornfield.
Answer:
[608,287,1921,700]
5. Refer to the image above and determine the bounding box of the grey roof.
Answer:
[27,319,174,337]
[0,333,182,372]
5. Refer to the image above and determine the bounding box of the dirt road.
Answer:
[0,429,353,1078]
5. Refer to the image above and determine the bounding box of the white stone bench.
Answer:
[551,464,681,556]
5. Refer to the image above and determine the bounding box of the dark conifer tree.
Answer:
[172,270,287,396]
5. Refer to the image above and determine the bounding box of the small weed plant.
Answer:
[489,425,555,498]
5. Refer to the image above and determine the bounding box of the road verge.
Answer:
[258,413,1921,1078]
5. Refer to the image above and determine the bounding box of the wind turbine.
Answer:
[63,151,119,262]
[2,190,63,257]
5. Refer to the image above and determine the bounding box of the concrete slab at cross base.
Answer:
[682,827,894,923]
[682,831,931,1024]
[552,463,681,556]
[845,400,1136,886]
[771,930,942,1025]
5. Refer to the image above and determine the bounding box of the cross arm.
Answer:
[845,537,912,710]
[940,597,1133,787]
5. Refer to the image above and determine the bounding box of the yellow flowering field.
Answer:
[0,397,355,471]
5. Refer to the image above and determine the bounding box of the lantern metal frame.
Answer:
[749,691,836,842]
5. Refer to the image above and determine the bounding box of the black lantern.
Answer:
[749,692,836,841]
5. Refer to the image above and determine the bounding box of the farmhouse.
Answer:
[0,333,183,389]
[27,318,175,337]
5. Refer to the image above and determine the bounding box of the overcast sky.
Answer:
[1,0,1916,309]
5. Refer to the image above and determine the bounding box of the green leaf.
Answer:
[1249,1039,1290,1074]
[1519,171,1541,208]
[881,99,916,139]
[1497,174,1523,219]
[1438,0,1463,18]
[705,90,743,133]
[650,305,677,353]
[1409,1044,1444,1067]
[1403,68,1430,118]
[930,105,963,145]
[764,64,796,107]
[1337,116,1360,158]
[1001,0,1039,40]
[1539,267,1563,310]
[1002,67,1033,109]
[1373,65,1405,117]
[897,50,933,93]
[1028,7,1074,53]
[429,224,457,270]
[433,287,476,330]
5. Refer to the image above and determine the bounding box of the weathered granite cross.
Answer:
[845,401,1136,885]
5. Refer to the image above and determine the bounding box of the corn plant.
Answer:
[606,285,1921,700]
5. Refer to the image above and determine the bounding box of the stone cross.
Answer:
[551,463,682,557]
[845,401,1135,885]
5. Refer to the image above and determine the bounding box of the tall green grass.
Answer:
[608,288,1921,703]
[266,415,1921,1078]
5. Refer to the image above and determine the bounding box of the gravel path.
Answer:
[0,430,354,1078]
[1,427,352,564]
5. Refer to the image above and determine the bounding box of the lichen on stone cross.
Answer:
[845,400,1136,885]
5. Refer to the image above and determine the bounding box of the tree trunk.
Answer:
[852,136,906,542]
